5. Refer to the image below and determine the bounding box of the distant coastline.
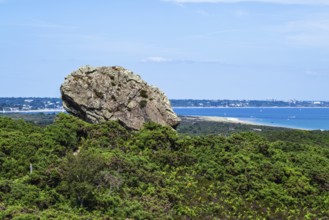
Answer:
[2,98,329,110]
[0,109,65,113]
[170,99,329,108]
[173,106,329,109]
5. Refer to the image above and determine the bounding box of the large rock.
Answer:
[60,66,180,130]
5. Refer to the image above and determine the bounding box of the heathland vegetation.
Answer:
[0,113,329,219]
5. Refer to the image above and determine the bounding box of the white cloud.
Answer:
[164,0,329,5]
[305,70,329,78]
[11,20,76,29]
[231,9,249,17]
[274,19,329,47]
[141,56,225,64]
[196,10,210,16]
[287,34,329,47]
[186,29,241,39]
[141,56,174,63]
[279,19,329,32]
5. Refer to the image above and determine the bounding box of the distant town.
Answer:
[1,98,329,113]
[0,98,64,112]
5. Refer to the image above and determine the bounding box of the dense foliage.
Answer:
[0,114,328,219]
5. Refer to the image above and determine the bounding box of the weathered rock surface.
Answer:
[60,66,180,130]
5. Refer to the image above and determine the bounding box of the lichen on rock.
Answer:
[60,65,180,130]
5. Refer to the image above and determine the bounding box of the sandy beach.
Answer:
[182,115,260,126]
[181,115,307,130]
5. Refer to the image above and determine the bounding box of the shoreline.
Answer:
[185,115,259,125]
[181,115,309,130]
[181,115,264,126]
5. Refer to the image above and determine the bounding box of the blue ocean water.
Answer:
[174,107,329,130]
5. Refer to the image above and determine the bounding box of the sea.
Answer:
[174,107,329,130]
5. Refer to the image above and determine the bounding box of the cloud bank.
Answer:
[164,0,329,5]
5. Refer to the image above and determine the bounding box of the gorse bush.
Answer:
[0,113,328,219]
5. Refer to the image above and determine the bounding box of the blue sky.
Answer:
[1,0,329,100]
